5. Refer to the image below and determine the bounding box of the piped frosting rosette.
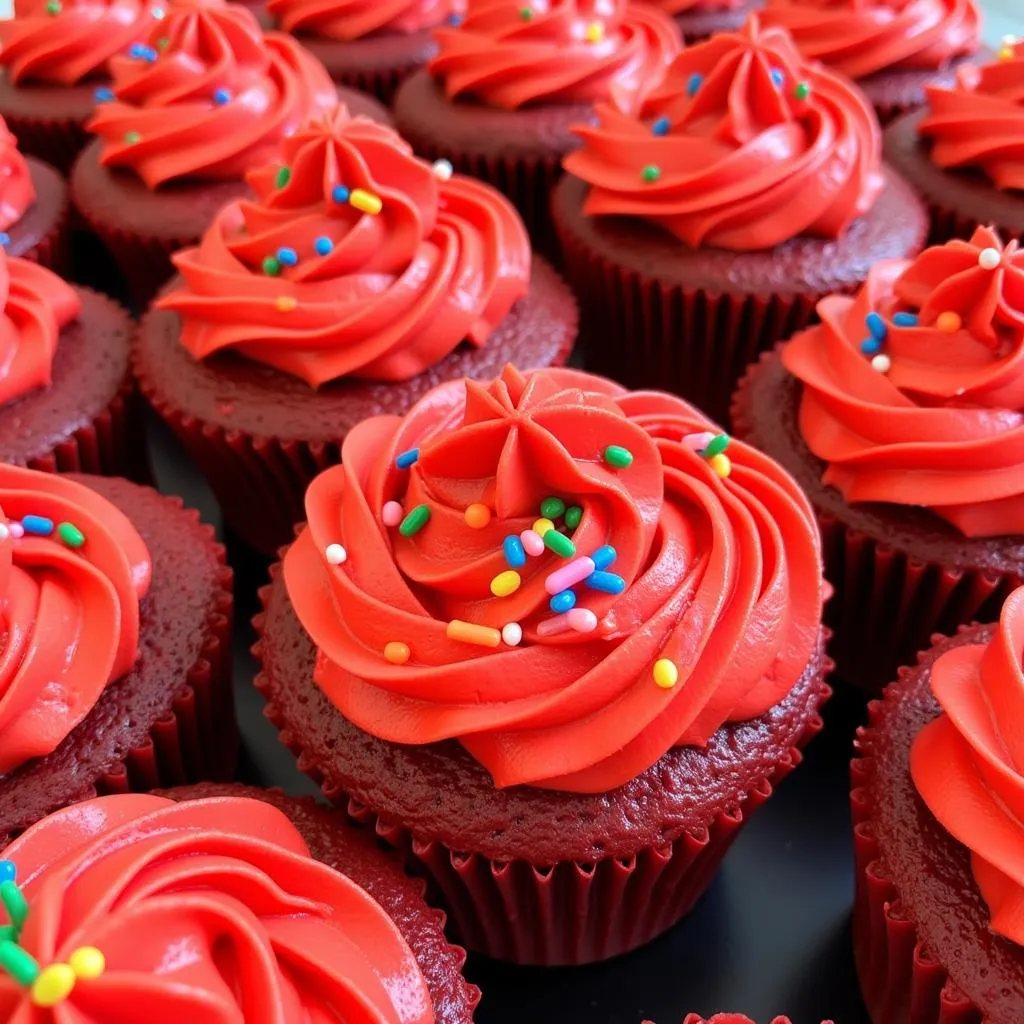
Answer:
[0,793,436,1020]
[268,0,458,41]
[158,110,531,385]
[283,365,824,793]
[0,120,36,235]
[781,225,1024,538]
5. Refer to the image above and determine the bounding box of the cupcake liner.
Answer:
[332,60,427,108]
[4,112,90,178]
[923,197,1020,249]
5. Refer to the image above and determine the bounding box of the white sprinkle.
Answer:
[871,354,892,373]
[501,622,523,647]
[978,247,1001,270]
[432,159,453,181]
[152,5,165,16]
[1002,34,1017,46]
[325,543,348,565]
[8,522,23,539]
[0,524,8,541]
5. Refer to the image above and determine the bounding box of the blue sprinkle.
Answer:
[0,233,9,248]
[22,515,54,536]
[651,115,670,136]
[591,544,617,571]
[865,311,887,341]
[586,570,626,595]
[686,72,703,97]
[0,861,14,884]
[277,246,298,267]
[396,448,419,469]
[314,236,333,255]
[213,87,232,105]
[332,184,351,204]
[770,67,784,87]
[447,12,462,25]
[893,312,919,328]
[550,589,577,614]
[130,43,157,62]
[94,86,115,103]
[502,535,526,569]
[859,337,882,356]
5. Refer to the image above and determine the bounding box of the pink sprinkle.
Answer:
[520,529,545,557]
[545,556,595,595]
[537,612,572,637]
[683,431,715,452]
[567,608,598,632]
[9,522,24,539]
[382,501,403,527]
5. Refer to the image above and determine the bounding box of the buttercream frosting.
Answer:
[269,0,457,41]
[0,119,36,234]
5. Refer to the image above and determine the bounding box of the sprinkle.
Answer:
[384,641,410,664]
[865,311,887,341]
[464,503,491,528]
[936,311,962,333]
[520,529,545,556]
[262,256,281,277]
[314,236,333,255]
[1002,34,1017,45]
[152,5,165,16]
[652,115,670,136]
[537,612,573,637]
[604,444,634,468]
[532,517,555,537]
[31,964,76,1008]
[399,504,431,536]
[641,164,661,183]
[503,535,527,568]
[794,81,811,100]
[277,246,298,267]
[545,556,595,595]
[652,658,678,689]
[501,622,522,646]
[276,166,291,189]
[591,545,617,570]
[68,948,105,981]
[157,36,169,49]
[871,353,892,373]
[550,590,576,613]
[860,337,882,355]
[708,453,731,478]
[584,21,603,42]
[123,131,140,144]
[893,312,918,327]
[324,543,347,565]
[702,433,730,458]
[544,530,576,558]
[683,431,715,452]
[979,246,1002,270]
[21,515,53,537]
[94,86,114,103]
[396,448,420,469]
[0,941,38,986]
[331,185,350,203]
[46,0,61,12]
[0,525,7,541]
[999,45,1014,61]
[0,880,27,930]
[447,12,462,25]
[0,863,14,885]
[57,522,84,548]
[0,233,8,247]
[275,295,296,312]
[432,159,453,180]
[213,87,231,105]
[130,43,157,61]
[586,570,625,594]
[491,570,522,597]
[350,189,382,215]
[686,72,702,97]
[519,5,532,18]
[564,505,582,529]
[8,523,23,539]
[447,619,501,647]
[540,496,565,519]
[770,67,783,87]
[567,608,598,632]
[382,501,403,526]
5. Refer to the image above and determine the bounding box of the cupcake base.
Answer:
[883,108,1024,247]
[0,475,234,842]
[856,54,984,127]
[133,256,579,557]
[672,0,761,42]
[253,562,831,966]
[551,168,928,425]
[851,625,1023,1024]
[8,156,70,272]
[731,348,1022,693]
[162,783,480,1024]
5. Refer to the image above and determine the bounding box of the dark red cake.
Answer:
[9,157,69,273]
[662,0,761,42]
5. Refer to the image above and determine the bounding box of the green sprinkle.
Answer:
[604,445,634,469]
[0,941,38,986]
[123,131,140,144]
[399,504,431,537]
[794,81,810,100]
[157,35,170,49]
[262,256,281,277]
[0,925,17,944]
[275,165,291,189]
[641,164,661,183]
[0,882,27,931]
[544,529,575,559]
[519,5,532,17]
[564,505,582,530]
[540,496,565,520]
[702,434,730,458]
[45,0,61,13]
[57,521,85,548]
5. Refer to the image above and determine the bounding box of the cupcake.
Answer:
[267,0,463,103]
[656,1017,832,1024]
[732,225,1024,692]
[0,786,479,1022]
[255,364,830,965]
[0,466,233,841]
[659,0,763,43]
[758,0,982,125]
[0,0,161,174]
[392,0,681,253]
[136,112,579,557]
[884,41,1024,248]
[852,586,1024,1024]
[552,18,928,424]
[69,0,389,306]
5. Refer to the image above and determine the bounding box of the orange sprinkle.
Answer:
[446,620,501,647]
[464,503,492,529]
[384,641,410,664]
[276,295,296,312]
[936,311,962,333]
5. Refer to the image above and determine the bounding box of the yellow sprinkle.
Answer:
[999,45,1014,60]
[384,641,410,665]
[533,517,555,537]
[446,619,501,647]
[652,658,679,689]
[490,570,521,597]
[69,947,105,980]
[708,453,731,479]
[31,964,76,1007]
[584,20,603,42]
[349,188,382,215]
[275,295,296,312]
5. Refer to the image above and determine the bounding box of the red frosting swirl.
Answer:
[429,0,681,114]
[562,18,884,251]
[0,0,160,87]
[159,110,530,385]
[268,0,457,41]
[911,586,1024,948]
[781,225,1024,538]
[0,466,150,776]
[920,41,1024,191]
[0,251,81,408]
[759,0,980,79]
[283,365,824,793]
[0,119,36,234]
[87,0,337,188]
[0,793,435,1020]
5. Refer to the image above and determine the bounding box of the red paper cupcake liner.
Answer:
[923,197,1021,250]
[5,112,90,178]
[850,696,983,1024]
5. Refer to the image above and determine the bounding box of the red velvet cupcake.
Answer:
[135,113,578,556]
[758,0,982,125]
[392,0,681,254]
[255,364,830,965]
[852,587,1024,1024]
[0,787,478,1022]
[649,1017,832,1024]
[69,0,388,306]
[0,466,233,842]
[884,41,1024,248]
[732,225,1024,692]
[656,0,762,43]
[0,0,162,174]
[552,19,928,425]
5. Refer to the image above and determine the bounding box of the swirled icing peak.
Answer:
[781,225,1024,538]
[87,0,337,188]
[0,793,435,1020]
[0,466,150,776]
[0,119,36,234]
[428,0,682,113]
[563,17,884,251]
[159,110,531,386]
[920,40,1024,191]
[269,0,458,42]
[0,250,81,408]
[759,0,980,80]
[283,364,824,793]
[911,586,1024,947]
[0,0,161,87]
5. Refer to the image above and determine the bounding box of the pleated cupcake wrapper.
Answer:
[923,198,1023,250]
[5,112,90,178]
[731,351,1023,693]
[334,60,428,108]
[851,690,983,1024]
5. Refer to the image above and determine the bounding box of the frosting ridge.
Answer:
[0,119,36,234]
[269,0,457,41]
